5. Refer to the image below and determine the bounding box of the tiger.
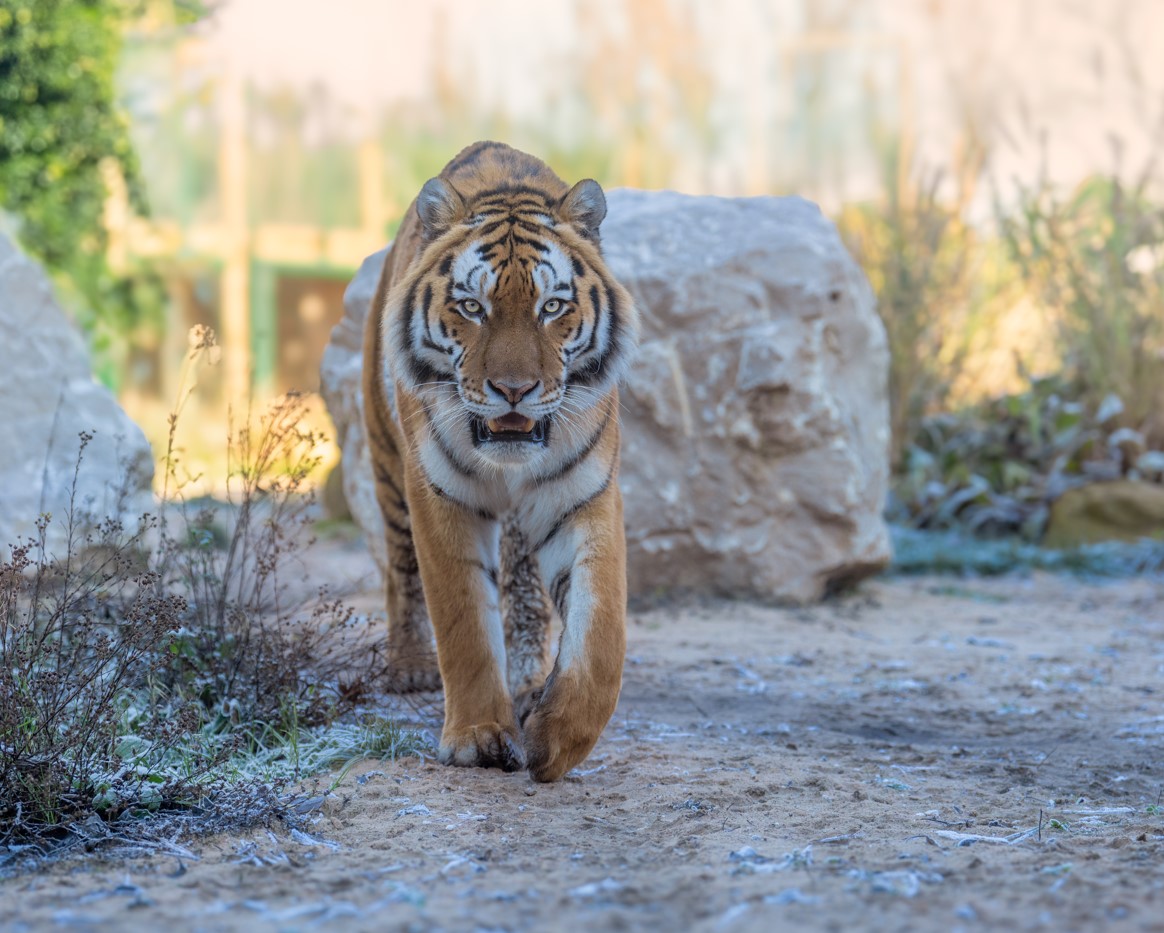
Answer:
[361,141,639,782]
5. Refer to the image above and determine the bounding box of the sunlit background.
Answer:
[11,0,1164,493]
[7,0,1164,895]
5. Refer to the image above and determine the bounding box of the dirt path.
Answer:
[4,567,1163,932]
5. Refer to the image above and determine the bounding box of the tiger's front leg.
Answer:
[405,463,524,772]
[523,481,627,782]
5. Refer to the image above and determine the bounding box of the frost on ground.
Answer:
[2,544,1163,932]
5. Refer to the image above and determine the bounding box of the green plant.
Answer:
[892,376,1164,539]
[1000,160,1164,446]
[0,0,202,383]
[838,138,1007,467]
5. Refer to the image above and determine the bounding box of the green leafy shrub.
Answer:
[892,377,1164,539]
[0,1,202,381]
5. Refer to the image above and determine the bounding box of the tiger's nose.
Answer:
[487,380,539,405]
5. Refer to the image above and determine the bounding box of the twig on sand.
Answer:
[933,827,1039,846]
[1030,744,1060,776]
[815,832,864,845]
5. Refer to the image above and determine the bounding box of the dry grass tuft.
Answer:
[0,329,424,875]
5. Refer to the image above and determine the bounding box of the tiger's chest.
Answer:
[401,394,610,542]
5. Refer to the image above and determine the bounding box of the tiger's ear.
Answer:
[558,179,607,239]
[416,177,465,239]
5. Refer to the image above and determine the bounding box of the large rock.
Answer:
[321,190,891,603]
[320,250,387,565]
[0,234,153,557]
[1043,480,1164,548]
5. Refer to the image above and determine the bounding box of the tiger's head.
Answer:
[386,174,639,466]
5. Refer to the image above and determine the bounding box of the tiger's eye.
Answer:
[543,299,561,315]
[459,299,481,317]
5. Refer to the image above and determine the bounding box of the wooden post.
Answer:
[358,135,387,242]
[101,158,129,274]
[219,71,251,409]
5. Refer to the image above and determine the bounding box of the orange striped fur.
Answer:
[362,142,638,781]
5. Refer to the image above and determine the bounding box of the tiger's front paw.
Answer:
[522,693,607,783]
[438,722,526,772]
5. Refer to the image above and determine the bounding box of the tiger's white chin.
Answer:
[477,444,547,467]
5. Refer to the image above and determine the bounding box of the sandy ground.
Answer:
[3,533,1163,933]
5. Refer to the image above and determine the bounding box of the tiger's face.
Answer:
[388,176,637,466]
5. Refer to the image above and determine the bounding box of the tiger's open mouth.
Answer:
[471,413,549,446]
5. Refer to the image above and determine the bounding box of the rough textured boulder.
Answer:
[1043,480,1164,548]
[320,252,386,560]
[320,190,891,603]
[0,233,153,557]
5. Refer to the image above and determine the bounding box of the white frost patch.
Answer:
[933,827,1038,846]
[764,889,822,906]
[717,903,750,928]
[728,845,813,875]
[569,877,624,899]
[853,869,944,898]
[733,663,768,695]
[446,812,488,830]
[290,829,341,850]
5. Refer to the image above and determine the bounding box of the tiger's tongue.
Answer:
[488,413,536,433]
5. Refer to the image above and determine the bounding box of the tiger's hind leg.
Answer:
[379,481,442,693]
[364,300,441,693]
[499,514,552,722]
[372,441,441,692]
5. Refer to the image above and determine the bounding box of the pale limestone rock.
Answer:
[0,234,153,557]
[320,248,389,570]
[320,190,891,603]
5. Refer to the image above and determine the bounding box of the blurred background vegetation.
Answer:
[0,0,203,377]
[2,0,1163,550]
